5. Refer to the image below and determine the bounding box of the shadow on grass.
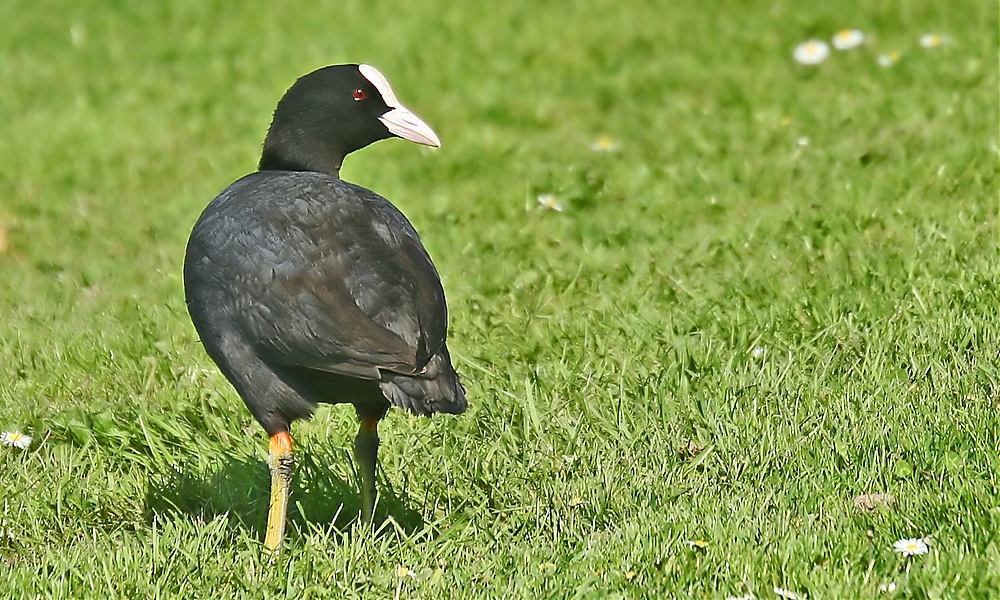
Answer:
[143,449,424,542]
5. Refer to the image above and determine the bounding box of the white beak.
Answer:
[359,64,441,148]
[379,106,441,148]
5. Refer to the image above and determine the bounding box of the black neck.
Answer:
[258,144,342,178]
[257,118,345,178]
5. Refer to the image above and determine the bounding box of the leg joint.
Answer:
[268,431,294,474]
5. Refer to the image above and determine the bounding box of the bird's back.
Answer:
[184,171,465,422]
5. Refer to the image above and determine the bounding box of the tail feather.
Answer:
[379,347,467,416]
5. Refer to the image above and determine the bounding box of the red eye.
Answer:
[353,88,368,101]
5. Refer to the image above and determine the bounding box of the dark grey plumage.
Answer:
[183,63,463,546]
[184,171,466,434]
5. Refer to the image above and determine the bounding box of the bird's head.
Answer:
[259,64,440,176]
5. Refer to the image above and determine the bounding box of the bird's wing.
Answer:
[210,174,448,379]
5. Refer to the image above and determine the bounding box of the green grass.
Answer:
[1,0,997,597]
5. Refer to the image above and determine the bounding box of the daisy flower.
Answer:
[877,51,900,68]
[536,194,565,212]
[919,33,951,49]
[879,582,897,593]
[793,40,830,65]
[727,595,755,600]
[395,565,416,578]
[684,539,709,550]
[832,29,865,50]
[590,135,621,153]
[893,537,929,556]
[751,346,765,358]
[1,430,32,449]
[773,587,801,599]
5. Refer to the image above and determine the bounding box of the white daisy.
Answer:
[590,135,621,153]
[536,194,565,212]
[394,565,416,578]
[1,430,32,449]
[773,587,801,599]
[832,29,865,50]
[893,537,929,556]
[793,40,830,65]
[727,595,755,600]
[877,51,900,68]
[796,136,810,147]
[683,539,709,550]
[752,346,766,358]
[879,582,897,593]
[919,33,951,49]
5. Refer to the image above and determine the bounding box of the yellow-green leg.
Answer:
[264,431,294,552]
[354,417,380,525]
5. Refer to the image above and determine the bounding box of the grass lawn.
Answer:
[1,0,997,597]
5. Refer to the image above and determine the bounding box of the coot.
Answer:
[183,64,466,551]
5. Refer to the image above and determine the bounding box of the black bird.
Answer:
[183,64,466,551]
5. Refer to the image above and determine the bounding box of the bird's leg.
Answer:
[264,430,294,552]
[354,415,381,526]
